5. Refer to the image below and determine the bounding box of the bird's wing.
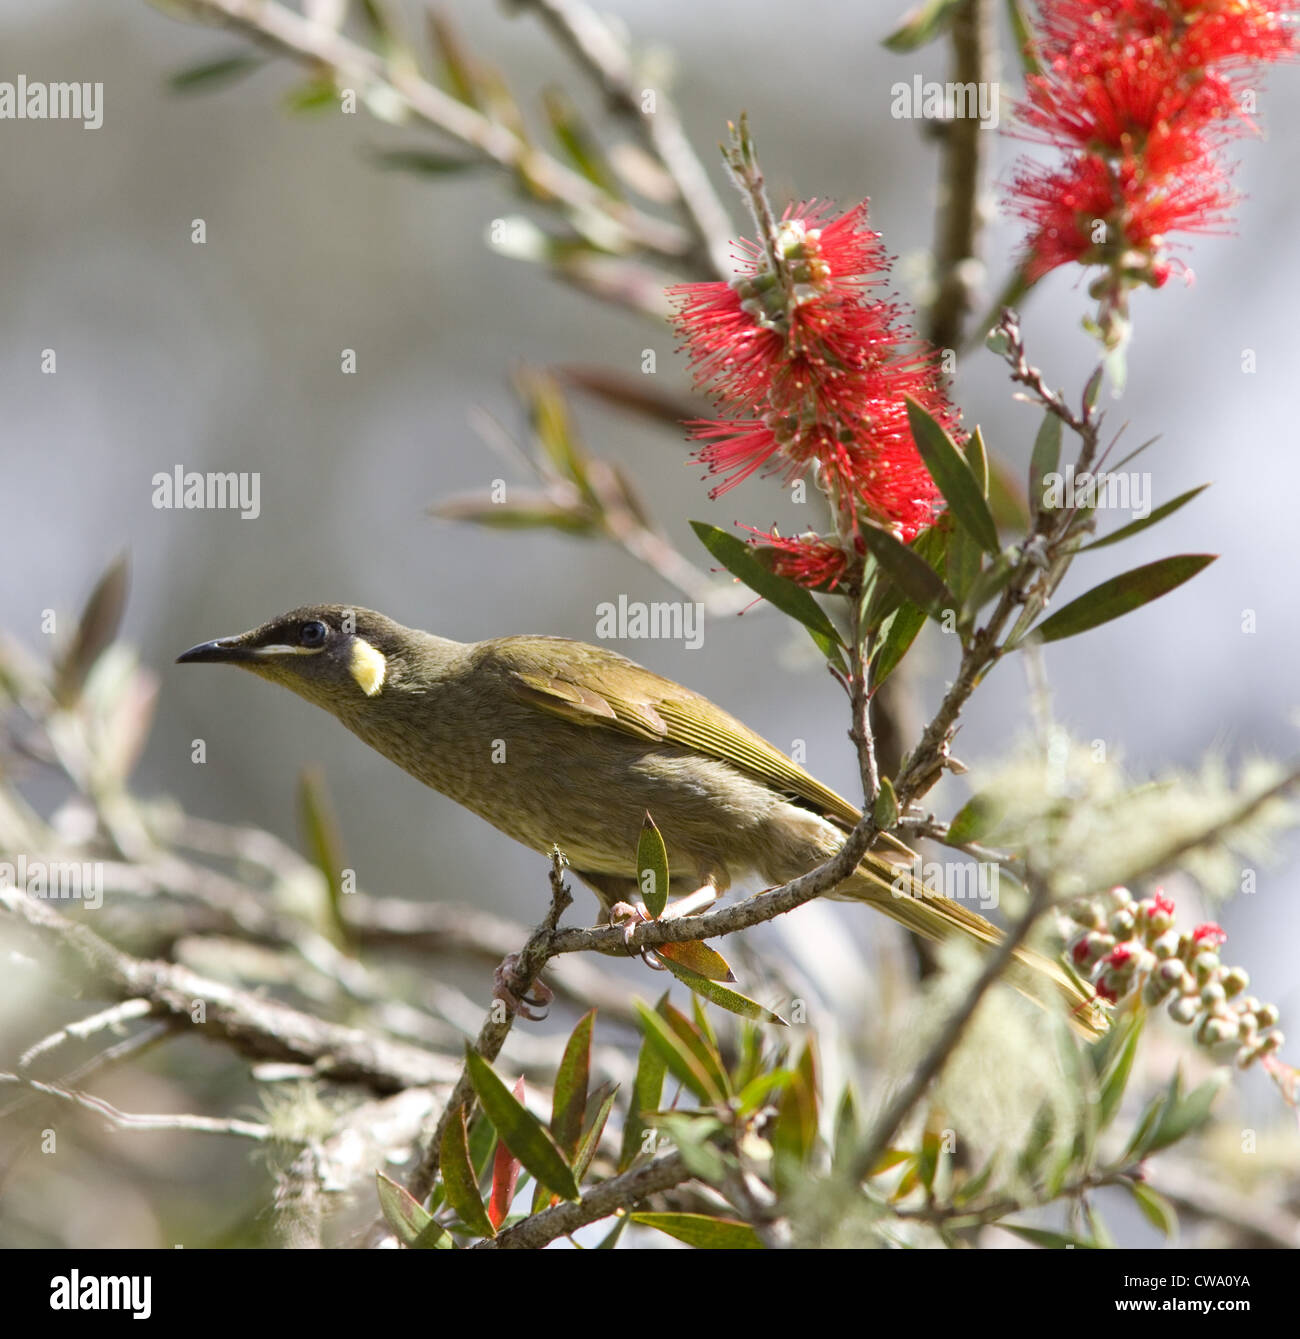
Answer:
[495,637,863,829]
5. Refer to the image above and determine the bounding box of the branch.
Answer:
[475,1151,690,1249]
[0,1073,271,1141]
[511,0,735,276]
[850,872,1053,1183]
[187,0,692,259]
[402,856,573,1204]
[1,890,459,1093]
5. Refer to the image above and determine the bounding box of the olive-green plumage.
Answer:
[177,604,1106,1038]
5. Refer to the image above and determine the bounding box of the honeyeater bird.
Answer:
[177,604,1106,1038]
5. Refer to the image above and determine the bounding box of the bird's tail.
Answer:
[833,838,1109,1041]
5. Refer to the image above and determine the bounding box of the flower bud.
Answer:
[1168,994,1200,1025]
[1221,967,1249,998]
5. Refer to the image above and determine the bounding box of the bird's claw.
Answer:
[493,953,554,1021]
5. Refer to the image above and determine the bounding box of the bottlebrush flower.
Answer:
[1004,0,1298,322]
[741,526,857,591]
[670,201,950,550]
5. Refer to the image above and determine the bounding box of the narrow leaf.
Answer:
[1081,485,1210,552]
[439,1109,496,1238]
[465,1050,579,1201]
[55,554,129,708]
[630,1212,763,1249]
[1026,555,1216,645]
[873,777,899,829]
[907,398,1000,554]
[634,1001,727,1106]
[858,523,958,621]
[551,1009,595,1158]
[869,601,927,689]
[1002,1223,1099,1249]
[637,812,669,920]
[657,955,788,1025]
[375,1172,452,1249]
[1127,1180,1178,1238]
[168,53,264,93]
[620,1031,668,1171]
[690,521,846,666]
[654,938,735,982]
[1028,411,1062,523]
[882,0,963,51]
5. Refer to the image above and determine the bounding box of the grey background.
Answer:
[5,1,1297,1114]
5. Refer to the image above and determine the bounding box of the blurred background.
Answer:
[3,0,1298,1245]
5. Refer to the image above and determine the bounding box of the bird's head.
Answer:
[176,604,416,717]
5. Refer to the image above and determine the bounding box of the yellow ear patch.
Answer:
[349,637,387,696]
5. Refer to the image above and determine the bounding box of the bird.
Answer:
[177,603,1106,1038]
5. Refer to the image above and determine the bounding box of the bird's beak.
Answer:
[176,635,254,665]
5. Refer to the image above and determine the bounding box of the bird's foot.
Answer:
[493,954,554,1021]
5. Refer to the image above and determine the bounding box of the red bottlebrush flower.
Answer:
[1003,0,1298,299]
[1193,922,1229,948]
[1152,891,1176,916]
[742,527,856,591]
[671,201,949,538]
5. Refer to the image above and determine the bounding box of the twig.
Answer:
[474,1151,689,1248]
[849,872,1053,1183]
[511,0,735,276]
[402,855,574,1204]
[1,890,459,1093]
[0,1073,272,1140]
[187,0,691,258]
[18,998,155,1070]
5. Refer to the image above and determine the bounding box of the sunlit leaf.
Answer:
[631,1212,763,1249]
[637,812,669,920]
[439,1108,496,1238]
[907,398,1000,554]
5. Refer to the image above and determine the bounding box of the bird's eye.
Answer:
[300,620,328,648]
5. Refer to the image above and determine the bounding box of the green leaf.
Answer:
[630,1212,763,1249]
[168,53,264,94]
[1145,1072,1227,1154]
[573,1082,619,1181]
[690,521,846,668]
[551,1009,595,1158]
[1028,411,1062,523]
[1081,485,1210,552]
[772,1042,819,1183]
[1083,363,1105,411]
[966,425,991,495]
[953,1155,998,1205]
[375,1172,453,1249]
[646,1111,728,1182]
[873,777,899,830]
[858,523,958,622]
[959,547,1018,619]
[736,1068,795,1118]
[1127,1180,1178,1238]
[1001,1223,1099,1249]
[832,1085,859,1173]
[869,601,928,689]
[907,398,1000,555]
[370,147,480,176]
[1097,1014,1143,1130]
[439,1109,496,1238]
[882,0,963,52]
[542,86,620,196]
[283,77,337,114]
[465,1049,579,1201]
[634,1001,728,1107]
[655,938,736,982]
[296,765,349,949]
[636,812,670,920]
[55,553,129,709]
[1005,0,1041,75]
[946,792,1003,844]
[1025,554,1216,645]
[619,1030,668,1171]
[657,955,789,1025]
